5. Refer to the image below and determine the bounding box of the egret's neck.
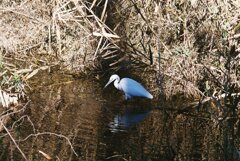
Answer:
[113,79,120,90]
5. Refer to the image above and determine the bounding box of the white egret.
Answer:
[104,74,153,100]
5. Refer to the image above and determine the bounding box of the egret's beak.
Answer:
[104,79,113,88]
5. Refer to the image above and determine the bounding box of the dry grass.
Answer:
[0,0,239,100]
[0,0,120,73]
[0,1,240,160]
[0,0,239,103]
[109,0,240,98]
[0,0,121,106]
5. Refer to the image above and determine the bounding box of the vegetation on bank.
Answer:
[0,0,239,97]
[0,0,239,160]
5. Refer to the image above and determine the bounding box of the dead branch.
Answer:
[185,92,240,110]
[0,119,28,161]
[18,132,78,157]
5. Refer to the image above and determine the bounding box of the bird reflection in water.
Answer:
[108,109,150,132]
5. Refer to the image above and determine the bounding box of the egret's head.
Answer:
[104,74,120,88]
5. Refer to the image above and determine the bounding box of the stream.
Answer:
[0,70,239,161]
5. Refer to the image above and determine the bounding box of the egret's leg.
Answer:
[124,98,128,108]
[124,94,131,108]
[124,95,128,100]
[125,94,131,100]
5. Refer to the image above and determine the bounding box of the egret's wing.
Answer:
[120,78,152,99]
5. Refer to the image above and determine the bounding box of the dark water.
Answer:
[0,71,239,161]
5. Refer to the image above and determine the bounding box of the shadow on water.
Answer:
[108,108,151,133]
[0,71,239,161]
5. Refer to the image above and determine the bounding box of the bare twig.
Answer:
[0,119,28,161]
[11,115,36,133]
[19,132,78,157]
[38,150,52,160]
[0,101,29,119]
[0,7,44,23]
[100,0,108,22]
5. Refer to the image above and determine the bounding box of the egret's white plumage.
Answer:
[104,74,153,100]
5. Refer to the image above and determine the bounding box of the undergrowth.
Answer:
[0,0,239,160]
